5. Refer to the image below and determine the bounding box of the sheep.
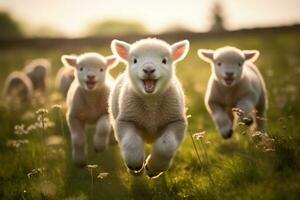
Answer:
[2,71,33,104]
[61,52,118,166]
[55,67,75,97]
[23,58,51,93]
[109,38,189,178]
[198,46,268,139]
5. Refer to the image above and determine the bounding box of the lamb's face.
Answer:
[128,43,173,95]
[76,56,108,91]
[111,38,189,95]
[198,47,259,87]
[213,50,245,87]
[61,53,117,91]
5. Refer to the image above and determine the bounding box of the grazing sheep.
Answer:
[55,67,75,97]
[198,46,267,139]
[61,52,117,166]
[110,38,189,178]
[3,71,33,103]
[23,58,50,93]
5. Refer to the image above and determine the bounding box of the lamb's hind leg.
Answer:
[145,121,186,179]
[255,94,267,132]
[93,114,111,152]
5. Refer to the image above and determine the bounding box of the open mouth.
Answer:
[142,79,157,93]
[224,78,234,86]
[85,80,96,90]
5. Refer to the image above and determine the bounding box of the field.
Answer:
[0,31,300,200]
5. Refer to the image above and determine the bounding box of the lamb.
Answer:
[109,38,189,178]
[55,67,75,97]
[198,46,268,139]
[23,58,51,93]
[61,52,118,166]
[3,71,33,104]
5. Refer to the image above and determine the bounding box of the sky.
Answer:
[0,0,300,37]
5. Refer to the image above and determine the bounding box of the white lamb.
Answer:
[61,52,118,166]
[55,67,75,97]
[3,71,33,104]
[198,46,267,139]
[109,38,189,178]
[23,58,51,93]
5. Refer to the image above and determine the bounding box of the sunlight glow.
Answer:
[0,0,299,37]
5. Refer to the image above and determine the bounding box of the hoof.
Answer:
[145,165,163,179]
[128,168,144,176]
[127,164,143,171]
[74,160,87,168]
[127,164,144,176]
[72,151,87,167]
[221,129,233,139]
[242,117,253,126]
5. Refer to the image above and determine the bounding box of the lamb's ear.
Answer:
[105,55,118,70]
[171,40,190,63]
[243,50,260,62]
[61,55,77,68]
[197,49,214,63]
[111,39,130,62]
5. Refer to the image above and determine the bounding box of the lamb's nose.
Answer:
[226,72,234,77]
[143,67,156,75]
[87,75,95,80]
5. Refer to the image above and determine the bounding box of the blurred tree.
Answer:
[210,2,226,32]
[25,25,65,38]
[85,20,147,37]
[0,12,22,38]
[163,24,190,33]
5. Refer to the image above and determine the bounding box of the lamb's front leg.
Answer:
[93,114,111,152]
[115,120,145,174]
[236,98,256,126]
[145,120,186,179]
[67,115,86,167]
[208,102,233,139]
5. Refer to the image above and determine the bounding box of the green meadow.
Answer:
[0,31,299,200]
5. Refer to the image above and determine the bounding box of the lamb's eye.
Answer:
[238,62,242,67]
[162,58,167,64]
[79,67,83,71]
[99,68,103,72]
[133,58,137,64]
[217,62,222,67]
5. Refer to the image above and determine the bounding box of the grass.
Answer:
[0,31,300,199]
